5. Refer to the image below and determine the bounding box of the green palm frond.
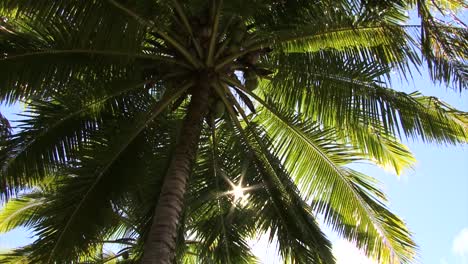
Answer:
[312,168,417,263]
[225,76,416,175]
[341,122,416,175]
[214,90,416,263]
[0,19,171,102]
[0,0,465,263]
[246,134,335,263]
[251,110,416,263]
[24,92,186,261]
[0,249,30,264]
[260,55,468,143]
[24,126,165,261]
[219,76,416,262]
[217,99,336,263]
[266,25,409,57]
[184,127,259,264]
[0,112,10,140]
[0,192,44,233]
[0,82,189,199]
[106,0,203,68]
[410,0,468,90]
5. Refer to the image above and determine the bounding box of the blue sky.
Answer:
[375,74,468,264]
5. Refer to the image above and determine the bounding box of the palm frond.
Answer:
[270,25,407,53]
[250,107,417,263]
[242,128,335,264]
[0,17,176,102]
[312,168,417,263]
[0,1,465,263]
[0,192,44,233]
[0,81,143,198]
[261,55,468,144]
[27,85,189,261]
[225,76,416,175]
[183,126,258,264]
[410,0,468,90]
[214,96,336,263]
[0,112,10,138]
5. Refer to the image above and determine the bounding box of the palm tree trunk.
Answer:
[141,82,211,264]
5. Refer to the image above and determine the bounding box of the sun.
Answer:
[222,172,262,207]
[224,177,251,206]
[232,183,245,202]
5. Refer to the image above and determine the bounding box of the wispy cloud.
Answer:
[333,239,377,264]
[249,234,282,264]
[453,227,468,264]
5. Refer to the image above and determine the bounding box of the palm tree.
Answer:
[0,0,466,263]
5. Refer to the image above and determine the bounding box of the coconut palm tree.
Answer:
[0,0,466,263]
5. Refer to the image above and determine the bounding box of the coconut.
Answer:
[245,77,259,91]
[255,67,274,77]
[245,51,261,65]
[231,22,246,44]
[200,26,212,38]
[227,44,241,54]
[243,69,257,80]
[213,100,225,119]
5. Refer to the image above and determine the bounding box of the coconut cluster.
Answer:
[144,10,274,121]
[207,17,273,120]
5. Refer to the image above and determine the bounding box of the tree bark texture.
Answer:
[141,82,211,264]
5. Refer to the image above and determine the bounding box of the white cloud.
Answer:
[249,234,282,264]
[333,239,377,264]
[251,235,378,264]
[453,227,468,258]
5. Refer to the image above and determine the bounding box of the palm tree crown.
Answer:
[0,0,466,263]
